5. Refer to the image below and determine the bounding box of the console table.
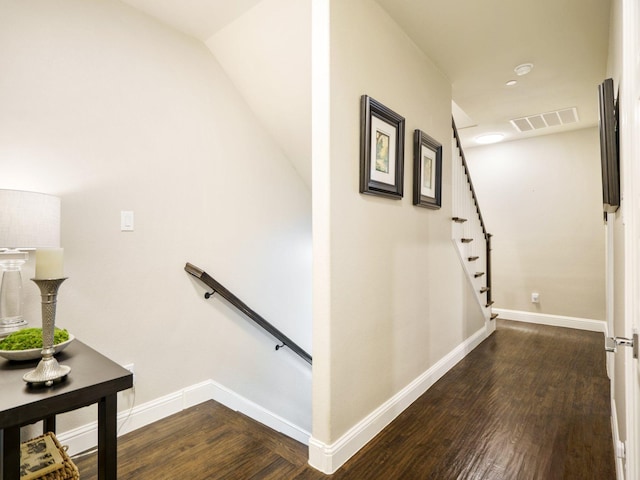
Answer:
[0,340,133,480]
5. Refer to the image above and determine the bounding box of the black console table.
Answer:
[0,340,133,479]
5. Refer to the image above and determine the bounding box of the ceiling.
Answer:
[375,0,612,147]
[119,0,611,156]
[120,0,264,41]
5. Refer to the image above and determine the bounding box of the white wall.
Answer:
[206,0,312,187]
[0,0,312,434]
[465,129,605,320]
[311,0,486,458]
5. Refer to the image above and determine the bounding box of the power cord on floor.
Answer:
[70,384,136,460]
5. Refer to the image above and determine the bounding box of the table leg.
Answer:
[1,427,19,480]
[98,394,118,480]
[43,415,56,434]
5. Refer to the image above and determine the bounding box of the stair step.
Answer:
[461,238,474,243]
[474,272,485,278]
[468,256,479,261]
[452,217,468,223]
[480,287,490,293]
[490,313,499,320]
[485,301,495,307]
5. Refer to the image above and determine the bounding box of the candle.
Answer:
[35,248,64,279]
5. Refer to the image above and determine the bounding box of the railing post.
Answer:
[486,233,492,306]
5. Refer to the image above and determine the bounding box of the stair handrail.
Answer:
[452,119,488,238]
[451,118,494,308]
[184,262,312,365]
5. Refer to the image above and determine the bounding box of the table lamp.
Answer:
[0,189,60,336]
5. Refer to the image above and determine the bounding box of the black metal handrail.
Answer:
[184,262,312,365]
[452,118,488,237]
[452,118,493,306]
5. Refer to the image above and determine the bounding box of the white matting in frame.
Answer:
[370,115,397,186]
[360,95,405,199]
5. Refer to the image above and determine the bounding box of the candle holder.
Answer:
[23,278,70,386]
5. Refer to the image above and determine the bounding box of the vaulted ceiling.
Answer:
[120,0,264,41]
[119,0,611,183]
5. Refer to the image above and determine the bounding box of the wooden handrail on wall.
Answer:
[184,262,312,365]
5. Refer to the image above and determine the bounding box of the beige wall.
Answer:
[0,0,312,432]
[465,129,605,320]
[206,0,312,187]
[312,0,486,446]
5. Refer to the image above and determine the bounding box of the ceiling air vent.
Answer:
[510,107,579,132]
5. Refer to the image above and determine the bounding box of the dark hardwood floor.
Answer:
[73,320,615,479]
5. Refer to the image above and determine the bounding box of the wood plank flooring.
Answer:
[73,320,615,479]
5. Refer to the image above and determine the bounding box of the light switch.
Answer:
[121,211,134,231]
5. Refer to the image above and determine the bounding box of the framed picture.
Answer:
[360,95,405,199]
[413,129,442,209]
[598,78,619,212]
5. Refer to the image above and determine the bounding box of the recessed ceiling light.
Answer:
[514,63,534,76]
[476,133,505,145]
[506,80,517,86]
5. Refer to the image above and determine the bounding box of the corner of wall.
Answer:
[307,325,489,474]
[58,379,311,457]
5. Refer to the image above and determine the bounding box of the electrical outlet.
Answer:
[123,363,135,385]
[531,292,540,304]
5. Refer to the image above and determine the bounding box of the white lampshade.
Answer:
[0,189,60,249]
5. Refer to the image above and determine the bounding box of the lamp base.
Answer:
[0,319,27,338]
[0,250,29,336]
[23,356,71,387]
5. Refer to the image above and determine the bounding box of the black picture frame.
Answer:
[413,129,442,209]
[360,95,405,199]
[598,78,620,213]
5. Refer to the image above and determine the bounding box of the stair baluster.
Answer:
[451,119,497,322]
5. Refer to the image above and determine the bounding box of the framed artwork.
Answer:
[360,95,405,199]
[598,78,619,212]
[413,129,442,209]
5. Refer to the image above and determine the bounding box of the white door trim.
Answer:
[621,0,640,477]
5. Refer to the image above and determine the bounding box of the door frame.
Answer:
[621,0,640,477]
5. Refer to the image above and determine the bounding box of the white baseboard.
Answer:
[183,380,311,445]
[308,325,490,474]
[611,397,625,479]
[493,308,606,333]
[59,379,311,457]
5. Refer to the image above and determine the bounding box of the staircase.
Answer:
[451,120,497,323]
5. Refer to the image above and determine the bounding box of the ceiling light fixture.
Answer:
[475,133,505,145]
[514,63,534,76]
[506,80,517,86]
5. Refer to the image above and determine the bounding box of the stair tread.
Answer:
[474,272,485,277]
[461,238,474,243]
[468,256,479,261]
[490,313,499,320]
[452,217,468,223]
[480,287,490,293]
